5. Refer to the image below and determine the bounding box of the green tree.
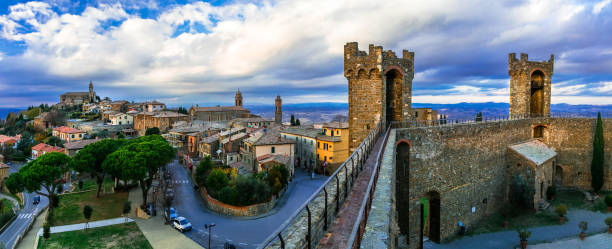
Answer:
[73,139,125,197]
[43,222,50,239]
[44,136,64,147]
[475,112,483,122]
[592,112,605,193]
[509,173,535,209]
[266,165,289,195]
[145,127,160,135]
[206,169,229,196]
[16,133,33,159]
[218,186,239,205]
[290,115,295,126]
[234,175,271,206]
[102,136,175,207]
[295,119,300,126]
[83,205,93,230]
[195,156,213,186]
[177,107,189,115]
[5,152,72,211]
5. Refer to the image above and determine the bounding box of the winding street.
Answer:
[0,162,49,249]
[167,160,328,249]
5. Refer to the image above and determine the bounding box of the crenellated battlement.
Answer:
[508,52,554,75]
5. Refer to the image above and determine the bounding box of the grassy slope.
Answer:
[37,222,152,249]
[54,190,128,226]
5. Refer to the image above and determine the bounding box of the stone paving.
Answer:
[318,134,385,249]
[526,232,612,249]
[424,209,612,249]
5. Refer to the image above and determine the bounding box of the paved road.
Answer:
[424,209,612,249]
[167,160,329,249]
[0,162,49,249]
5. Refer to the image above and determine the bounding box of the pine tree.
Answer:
[295,119,301,126]
[290,115,295,126]
[591,112,605,193]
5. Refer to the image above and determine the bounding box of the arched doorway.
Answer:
[530,70,545,117]
[555,165,563,186]
[396,141,410,235]
[423,191,441,243]
[385,69,403,125]
[533,125,545,139]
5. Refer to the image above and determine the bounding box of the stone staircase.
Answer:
[538,199,551,211]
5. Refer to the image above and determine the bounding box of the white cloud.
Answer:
[0,0,610,106]
[593,0,612,14]
[593,81,612,93]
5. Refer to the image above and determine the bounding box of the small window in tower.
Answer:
[271,147,275,153]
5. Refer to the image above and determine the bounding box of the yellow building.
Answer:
[52,126,86,143]
[316,122,349,174]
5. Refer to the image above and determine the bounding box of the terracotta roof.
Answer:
[193,106,249,112]
[53,126,85,134]
[64,139,101,150]
[152,111,187,118]
[31,143,63,153]
[220,132,248,144]
[62,92,89,96]
[316,135,341,142]
[281,127,322,138]
[0,135,20,144]
[246,128,296,146]
[508,140,557,166]
[257,154,291,165]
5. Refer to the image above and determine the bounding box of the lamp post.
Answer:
[205,223,216,249]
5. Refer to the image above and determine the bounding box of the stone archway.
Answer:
[396,141,410,235]
[423,191,441,243]
[530,70,545,117]
[385,69,403,125]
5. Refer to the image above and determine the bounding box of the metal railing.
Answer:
[257,121,384,249]
[346,122,393,249]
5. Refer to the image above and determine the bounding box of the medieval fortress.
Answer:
[344,42,611,248]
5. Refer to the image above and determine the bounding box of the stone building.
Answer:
[241,128,295,175]
[509,53,554,117]
[52,126,86,143]
[60,81,97,105]
[189,90,251,122]
[133,111,189,135]
[64,139,101,157]
[412,108,438,124]
[507,139,557,210]
[275,95,282,124]
[344,42,414,152]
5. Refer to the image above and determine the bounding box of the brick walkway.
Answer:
[318,135,385,249]
[527,232,612,249]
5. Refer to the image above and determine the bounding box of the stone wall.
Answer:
[541,118,612,190]
[199,186,278,217]
[397,119,533,248]
[387,117,610,249]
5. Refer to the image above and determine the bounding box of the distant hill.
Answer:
[246,102,612,122]
[0,108,26,121]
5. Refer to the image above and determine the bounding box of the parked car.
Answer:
[172,217,192,232]
[33,196,40,205]
[165,207,178,221]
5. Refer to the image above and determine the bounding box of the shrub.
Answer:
[605,217,612,228]
[195,156,213,187]
[205,169,229,197]
[234,176,271,206]
[546,186,556,200]
[145,127,160,136]
[266,165,289,195]
[218,186,239,206]
[605,195,612,207]
[43,222,50,239]
[517,227,531,241]
[78,180,84,190]
[555,204,568,217]
[0,213,14,228]
[579,221,588,233]
[509,173,535,208]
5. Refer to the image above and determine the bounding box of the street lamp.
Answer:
[204,223,216,249]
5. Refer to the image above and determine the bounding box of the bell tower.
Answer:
[235,89,243,107]
[508,53,554,117]
[88,81,95,103]
[275,95,282,124]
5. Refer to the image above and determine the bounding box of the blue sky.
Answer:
[0,0,611,108]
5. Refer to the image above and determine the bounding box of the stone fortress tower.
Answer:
[509,53,554,117]
[344,42,414,152]
[275,95,282,124]
[235,89,243,107]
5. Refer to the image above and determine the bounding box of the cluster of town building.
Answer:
[8,83,363,179]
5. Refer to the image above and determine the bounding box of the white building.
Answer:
[109,113,134,125]
[280,127,319,170]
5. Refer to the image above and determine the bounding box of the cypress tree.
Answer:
[591,112,605,193]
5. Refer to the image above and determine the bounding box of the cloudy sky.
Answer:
[0,0,611,108]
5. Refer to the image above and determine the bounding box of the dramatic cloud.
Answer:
[0,0,611,107]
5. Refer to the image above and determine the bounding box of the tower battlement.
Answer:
[508,52,555,117]
[508,53,554,75]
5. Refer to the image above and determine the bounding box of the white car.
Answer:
[172,217,192,232]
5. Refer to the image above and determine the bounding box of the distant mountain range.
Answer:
[247,102,612,122]
[3,102,611,123]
